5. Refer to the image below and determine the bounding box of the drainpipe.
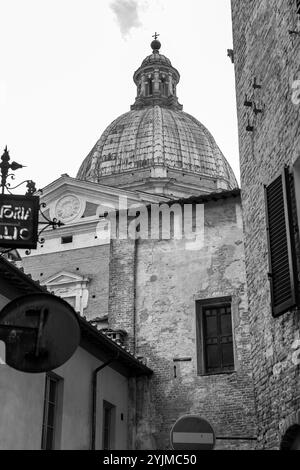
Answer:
[91,352,119,450]
[133,239,138,355]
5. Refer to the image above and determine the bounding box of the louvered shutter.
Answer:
[265,167,298,317]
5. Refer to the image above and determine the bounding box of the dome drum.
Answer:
[81,164,232,198]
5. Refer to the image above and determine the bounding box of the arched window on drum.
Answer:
[160,77,168,97]
[145,78,153,96]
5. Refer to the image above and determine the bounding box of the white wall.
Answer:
[0,343,129,450]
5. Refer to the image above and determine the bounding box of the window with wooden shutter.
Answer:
[196,298,235,375]
[265,167,298,317]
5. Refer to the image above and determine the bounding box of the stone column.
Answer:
[168,73,173,95]
[153,69,160,93]
[140,74,146,96]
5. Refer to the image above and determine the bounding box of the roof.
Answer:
[0,256,48,295]
[166,188,241,206]
[39,174,169,204]
[141,53,172,67]
[0,256,152,377]
[104,188,241,217]
[78,316,152,377]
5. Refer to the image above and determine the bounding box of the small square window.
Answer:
[61,235,73,244]
[196,298,235,375]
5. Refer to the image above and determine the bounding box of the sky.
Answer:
[0,0,239,192]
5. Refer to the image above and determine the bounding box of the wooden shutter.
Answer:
[203,305,234,373]
[265,167,298,317]
[203,307,220,372]
[219,306,234,369]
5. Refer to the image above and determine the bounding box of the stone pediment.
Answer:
[37,176,168,228]
[42,271,89,315]
[43,271,89,287]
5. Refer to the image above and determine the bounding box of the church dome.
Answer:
[141,53,172,67]
[77,38,238,197]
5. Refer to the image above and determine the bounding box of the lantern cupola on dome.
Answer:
[131,34,183,111]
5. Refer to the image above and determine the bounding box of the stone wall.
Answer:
[108,196,257,449]
[231,0,300,449]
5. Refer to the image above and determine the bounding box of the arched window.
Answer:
[149,78,153,95]
[280,424,300,450]
[160,77,168,97]
[145,78,153,96]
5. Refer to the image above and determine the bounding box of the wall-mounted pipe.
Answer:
[91,351,119,450]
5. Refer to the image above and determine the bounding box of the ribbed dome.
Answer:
[141,53,171,67]
[77,106,238,191]
[77,38,238,197]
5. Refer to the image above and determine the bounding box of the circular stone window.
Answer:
[55,195,83,223]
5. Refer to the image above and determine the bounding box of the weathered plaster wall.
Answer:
[231,0,300,449]
[108,197,257,449]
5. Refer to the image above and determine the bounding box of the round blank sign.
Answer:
[0,293,81,373]
[170,415,216,450]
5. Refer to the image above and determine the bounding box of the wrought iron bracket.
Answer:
[0,147,64,257]
[24,199,64,256]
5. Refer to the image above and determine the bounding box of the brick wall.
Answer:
[108,239,136,352]
[21,245,110,320]
[231,0,300,449]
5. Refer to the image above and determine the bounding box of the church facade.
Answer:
[20,39,257,449]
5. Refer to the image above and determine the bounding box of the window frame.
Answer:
[160,77,168,97]
[102,400,116,450]
[41,372,63,450]
[196,296,235,376]
[146,78,153,96]
[61,235,73,244]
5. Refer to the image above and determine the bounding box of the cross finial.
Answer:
[152,32,160,40]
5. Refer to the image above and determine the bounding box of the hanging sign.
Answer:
[0,194,39,249]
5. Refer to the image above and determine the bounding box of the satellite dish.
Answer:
[0,293,81,373]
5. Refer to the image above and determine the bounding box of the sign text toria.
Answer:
[0,195,39,249]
